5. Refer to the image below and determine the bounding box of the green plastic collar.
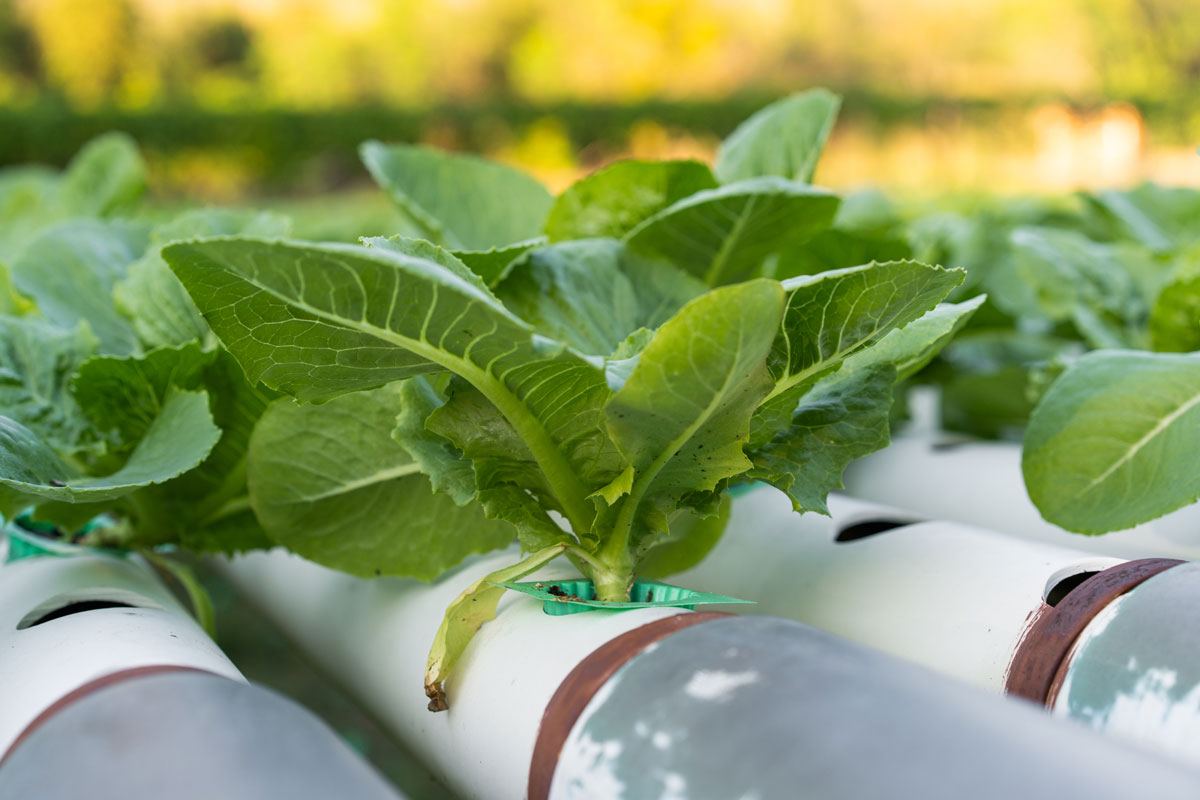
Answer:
[491,578,753,616]
[3,513,126,564]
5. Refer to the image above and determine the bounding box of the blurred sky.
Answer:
[3,0,1197,194]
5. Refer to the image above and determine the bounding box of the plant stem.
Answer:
[581,524,636,602]
[200,494,252,526]
[592,551,634,602]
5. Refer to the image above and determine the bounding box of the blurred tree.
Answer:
[20,0,140,107]
[0,0,39,83]
[195,17,254,72]
[1083,0,1200,100]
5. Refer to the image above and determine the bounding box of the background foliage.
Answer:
[2,0,1199,197]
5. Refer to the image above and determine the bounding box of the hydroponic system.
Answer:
[2,87,1200,799]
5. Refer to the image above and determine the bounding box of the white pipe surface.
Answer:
[675,488,1122,691]
[842,434,1200,559]
[0,550,243,754]
[219,548,687,800]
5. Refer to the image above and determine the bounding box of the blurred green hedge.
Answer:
[0,93,999,190]
[2,92,1186,195]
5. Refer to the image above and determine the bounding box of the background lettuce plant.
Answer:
[871,182,1200,536]
[165,90,976,708]
[0,134,288,564]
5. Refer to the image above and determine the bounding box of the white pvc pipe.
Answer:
[219,548,687,800]
[675,487,1122,691]
[842,433,1200,560]
[0,549,243,755]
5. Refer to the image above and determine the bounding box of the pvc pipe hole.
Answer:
[1043,572,1101,607]
[835,519,912,543]
[16,589,160,630]
[930,437,973,452]
[19,600,136,629]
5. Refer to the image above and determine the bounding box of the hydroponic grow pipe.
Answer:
[219,547,1200,799]
[0,533,405,800]
[1008,559,1200,769]
[841,431,1200,559]
[0,533,242,755]
[676,487,1123,692]
[0,670,404,800]
[677,487,1200,768]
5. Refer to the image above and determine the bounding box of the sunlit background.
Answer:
[2,0,1198,201]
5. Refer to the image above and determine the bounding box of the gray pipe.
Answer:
[541,615,1200,799]
[0,670,404,800]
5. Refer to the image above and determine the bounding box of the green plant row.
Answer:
[2,87,1197,711]
[0,90,975,709]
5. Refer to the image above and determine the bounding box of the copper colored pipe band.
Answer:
[527,611,730,800]
[0,665,219,766]
[1006,558,1183,705]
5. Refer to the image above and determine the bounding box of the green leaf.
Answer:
[12,219,149,356]
[360,141,553,251]
[624,176,839,286]
[424,543,568,711]
[29,499,117,534]
[477,484,576,552]
[988,227,1144,348]
[72,343,272,544]
[0,264,33,316]
[73,343,215,450]
[545,159,717,241]
[638,496,731,579]
[746,297,983,508]
[772,227,912,282]
[392,376,478,505]
[0,387,220,506]
[452,239,545,286]
[0,416,74,517]
[494,238,704,355]
[845,295,986,382]
[936,329,1071,440]
[364,234,545,290]
[1024,351,1200,533]
[360,234,500,300]
[165,237,615,534]
[590,464,635,507]
[0,167,57,262]
[114,257,211,350]
[56,132,147,218]
[176,507,274,556]
[753,261,964,444]
[165,349,276,507]
[714,88,841,184]
[165,238,444,401]
[115,348,279,553]
[248,384,513,579]
[771,190,911,281]
[115,208,291,349]
[0,316,99,455]
[425,381,589,543]
[749,365,894,514]
[606,280,784,515]
[1086,184,1200,254]
[396,378,570,553]
[941,366,1041,441]
[1150,273,1200,353]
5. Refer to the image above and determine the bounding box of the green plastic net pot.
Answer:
[3,512,126,563]
[491,578,753,616]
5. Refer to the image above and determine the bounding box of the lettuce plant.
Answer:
[0,135,288,565]
[893,184,1200,534]
[164,89,976,708]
